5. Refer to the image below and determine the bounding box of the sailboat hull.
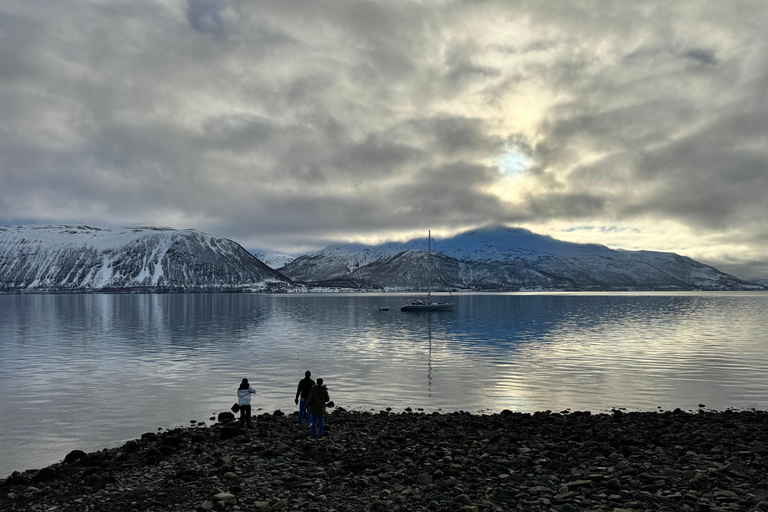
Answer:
[400,302,455,312]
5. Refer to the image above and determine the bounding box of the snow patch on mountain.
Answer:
[250,250,296,270]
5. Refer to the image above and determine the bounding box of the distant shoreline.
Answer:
[2,287,767,294]
[4,408,768,511]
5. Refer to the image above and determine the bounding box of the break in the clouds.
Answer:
[0,1,767,279]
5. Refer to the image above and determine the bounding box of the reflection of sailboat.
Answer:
[401,231,455,312]
[427,313,432,396]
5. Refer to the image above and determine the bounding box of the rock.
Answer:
[751,441,767,454]
[554,490,577,502]
[30,467,58,484]
[145,447,164,464]
[63,450,87,463]
[454,493,472,504]
[217,412,235,423]
[213,492,237,505]
[220,427,240,440]
[416,473,433,485]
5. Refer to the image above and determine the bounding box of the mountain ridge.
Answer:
[278,226,763,291]
[0,225,291,293]
[1,224,762,293]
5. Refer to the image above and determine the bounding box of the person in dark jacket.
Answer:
[304,378,330,439]
[237,378,256,428]
[295,370,315,425]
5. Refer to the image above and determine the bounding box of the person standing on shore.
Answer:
[295,370,315,426]
[304,378,330,439]
[237,378,256,428]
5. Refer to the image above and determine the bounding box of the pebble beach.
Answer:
[3,408,768,512]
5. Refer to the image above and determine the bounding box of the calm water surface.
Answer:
[1,292,768,476]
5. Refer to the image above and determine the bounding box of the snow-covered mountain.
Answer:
[279,226,762,291]
[0,225,292,293]
[250,250,296,270]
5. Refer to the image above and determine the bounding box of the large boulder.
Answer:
[217,412,235,423]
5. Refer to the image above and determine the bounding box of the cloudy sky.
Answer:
[1,1,767,279]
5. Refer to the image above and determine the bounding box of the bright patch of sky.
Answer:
[494,147,530,176]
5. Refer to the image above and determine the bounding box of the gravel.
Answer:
[3,407,768,512]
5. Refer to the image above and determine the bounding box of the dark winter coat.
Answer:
[296,377,315,400]
[305,384,330,417]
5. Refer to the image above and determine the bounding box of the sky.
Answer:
[1,1,767,280]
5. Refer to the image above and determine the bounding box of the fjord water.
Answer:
[1,292,768,476]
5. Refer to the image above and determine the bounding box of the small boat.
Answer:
[401,230,454,312]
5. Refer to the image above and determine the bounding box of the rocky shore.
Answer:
[3,408,768,512]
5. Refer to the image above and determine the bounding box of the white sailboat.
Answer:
[400,230,455,312]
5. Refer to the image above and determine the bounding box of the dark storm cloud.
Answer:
[338,136,425,176]
[395,162,502,214]
[396,116,505,159]
[202,114,281,151]
[187,0,229,38]
[682,48,717,66]
[1,0,767,277]
[526,192,608,220]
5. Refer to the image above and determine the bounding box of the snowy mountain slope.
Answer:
[0,225,292,293]
[250,250,296,270]
[439,226,608,261]
[279,226,762,291]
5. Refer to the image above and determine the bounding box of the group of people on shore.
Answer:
[236,371,331,440]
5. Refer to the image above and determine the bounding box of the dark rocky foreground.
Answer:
[4,408,768,512]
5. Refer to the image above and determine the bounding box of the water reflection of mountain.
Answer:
[448,294,707,346]
[253,293,722,366]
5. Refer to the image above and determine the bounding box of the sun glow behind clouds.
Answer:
[494,147,530,176]
[484,146,535,205]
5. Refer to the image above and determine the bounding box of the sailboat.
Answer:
[400,230,455,312]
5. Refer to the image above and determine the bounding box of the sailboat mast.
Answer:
[427,230,432,300]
